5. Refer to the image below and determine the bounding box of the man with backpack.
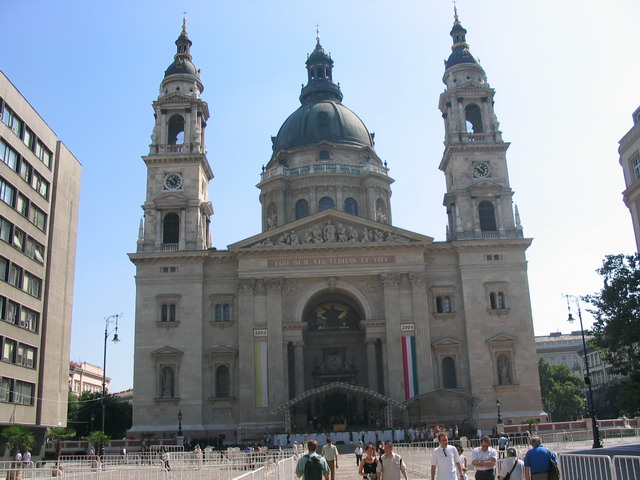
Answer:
[296,440,330,480]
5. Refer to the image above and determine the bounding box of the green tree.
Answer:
[67,392,132,439]
[47,428,76,460]
[538,358,585,421]
[584,253,640,414]
[1,425,35,456]
[85,431,110,456]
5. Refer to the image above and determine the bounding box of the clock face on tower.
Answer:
[164,173,183,190]
[472,161,491,178]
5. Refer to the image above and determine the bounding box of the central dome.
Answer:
[273,99,373,152]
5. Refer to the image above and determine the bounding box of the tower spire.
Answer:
[299,33,343,105]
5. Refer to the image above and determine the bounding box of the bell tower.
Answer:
[137,18,213,252]
[438,8,522,241]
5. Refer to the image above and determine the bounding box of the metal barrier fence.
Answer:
[0,450,298,480]
[396,446,640,480]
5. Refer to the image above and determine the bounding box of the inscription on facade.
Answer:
[268,255,396,268]
[254,329,268,337]
[400,323,415,332]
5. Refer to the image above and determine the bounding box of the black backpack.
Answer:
[304,454,324,480]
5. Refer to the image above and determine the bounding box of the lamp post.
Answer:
[564,294,602,449]
[101,314,121,452]
[496,398,502,424]
[178,409,183,437]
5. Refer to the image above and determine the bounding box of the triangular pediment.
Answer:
[151,346,184,357]
[154,92,194,105]
[229,209,433,250]
[205,345,238,357]
[470,179,503,189]
[151,192,189,208]
[486,333,518,344]
[433,337,464,347]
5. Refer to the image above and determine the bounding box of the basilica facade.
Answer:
[129,14,544,441]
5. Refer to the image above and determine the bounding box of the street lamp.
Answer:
[178,409,183,437]
[496,398,502,424]
[101,314,121,450]
[565,294,603,449]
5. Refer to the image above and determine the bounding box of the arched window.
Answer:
[478,201,497,231]
[163,213,179,244]
[465,104,484,133]
[295,199,309,219]
[160,366,175,398]
[168,115,185,145]
[319,197,334,211]
[216,365,230,398]
[344,198,358,215]
[442,356,457,389]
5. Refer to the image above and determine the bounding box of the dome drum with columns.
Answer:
[129,14,544,442]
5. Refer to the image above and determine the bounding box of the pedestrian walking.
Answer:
[498,448,524,480]
[296,440,330,480]
[523,437,557,480]
[322,438,339,480]
[430,432,463,480]
[471,436,497,480]
[377,442,408,480]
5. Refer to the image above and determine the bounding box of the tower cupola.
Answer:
[163,17,203,93]
[445,7,480,70]
[300,30,343,105]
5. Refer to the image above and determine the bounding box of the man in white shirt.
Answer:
[471,436,498,480]
[498,448,524,480]
[431,433,464,480]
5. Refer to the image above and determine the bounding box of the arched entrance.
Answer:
[284,290,384,430]
[272,382,407,432]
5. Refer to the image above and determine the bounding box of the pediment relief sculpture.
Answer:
[251,220,411,248]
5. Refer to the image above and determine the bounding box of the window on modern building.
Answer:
[161,304,176,322]
[16,193,28,217]
[18,307,38,332]
[0,217,10,244]
[6,301,18,325]
[319,196,334,211]
[442,356,457,388]
[0,377,12,402]
[18,159,32,183]
[163,212,179,244]
[168,115,185,145]
[13,226,25,251]
[16,343,36,368]
[14,380,34,405]
[2,338,16,363]
[0,296,4,320]
[295,199,310,219]
[31,172,49,200]
[8,263,22,288]
[0,140,18,170]
[35,141,51,168]
[478,201,497,231]
[23,271,41,298]
[344,197,358,215]
[215,365,230,398]
[24,237,45,264]
[0,178,16,207]
[23,128,34,150]
[0,257,7,282]
[2,106,23,137]
[28,204,47,232]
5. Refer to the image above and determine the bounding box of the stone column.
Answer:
[381,274,401,400]
[238,280,256,421]
[266,278,285,408]
[366,340,378,392]
[410,273,434,394]
[495,195,505,235]
[294,341,305,396]
[179,207,186,250]
[381,339,389,396]
[471,196,479,236]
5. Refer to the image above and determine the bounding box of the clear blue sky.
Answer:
[2,1,638,392]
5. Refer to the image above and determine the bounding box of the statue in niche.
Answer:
[267,211,278,230]
[321,304,342,328]
[161,366,174,398]
[497,354,512,385]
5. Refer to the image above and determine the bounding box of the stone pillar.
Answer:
[410,273,434,394]
[266,278,285,408]
[495,196,505,235]
[238,280,256,421]
[382,274,402,401]
[366,340,378,392]
[179,207,186,250]
[471,196,479,236]
[294,341,304,396]
[381,340,389,396]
